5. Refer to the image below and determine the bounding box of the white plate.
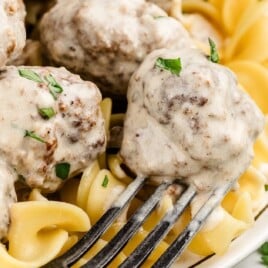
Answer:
[172,206,268,268]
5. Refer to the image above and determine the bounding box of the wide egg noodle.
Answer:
[181,0,268,114]
[0,197,90,267]
[165,0,268,257]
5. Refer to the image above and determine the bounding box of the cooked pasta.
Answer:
[181,0,268,113]
[1,95,267,267]
[0,0,268,267]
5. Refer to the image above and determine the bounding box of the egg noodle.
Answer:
[1,0,268,267]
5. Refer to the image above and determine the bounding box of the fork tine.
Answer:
[119,184,197,268]
[83,181,173,268]
[42,176,146,268]
[152,180,236,268]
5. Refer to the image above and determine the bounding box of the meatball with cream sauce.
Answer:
[39,0,192,95]
[0,0,26,67]
[120,48,264,191]
[0,66,106,238]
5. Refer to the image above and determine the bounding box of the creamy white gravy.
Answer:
[120,48,264,191]
[0,66,106,238]
[40,0,193,95]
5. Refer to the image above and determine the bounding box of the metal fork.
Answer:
[42,176,235,268]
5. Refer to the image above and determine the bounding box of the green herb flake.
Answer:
[155,57,182,76]
[45,74,63,92]
[259,242,268,265]
[153,15,167,19]
[55,162,71,180]
[38,107,56,119]
[260,242,268,255]
[265,184,268,191]
[24,130,46,143]
[44,74,63,99]
[262,255,268,265]
[208,37,219,63]
[102,175,109,188]
[18,69,43,83]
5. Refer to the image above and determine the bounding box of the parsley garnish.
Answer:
[265,184,268,191]
[156,57,182,76]
[55,162,71,180]
[18,69,63,100]
[260,242,268,265]
[102,175,109,188]
[38,107,56,119]
[208,38,219,63]
[24,130,46,143]
[44,74,63,99]
[153,16,167,19]
[18,69,43,83]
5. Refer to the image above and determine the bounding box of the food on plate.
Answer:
[0,0,267,267]
[0,0,26,67]
[120,47,264,190]
[39,0,192,95]
[0,66,105,238]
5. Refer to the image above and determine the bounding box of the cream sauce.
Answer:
[40,0,193,95]
[0,66,106,238]
[120,48,264,192]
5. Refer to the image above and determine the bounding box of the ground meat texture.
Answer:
[0,66,106,238]
[0,0,26,67]
[39,0,192,96]
[0,160,17,239]
[0,66,106,195]
[120,48,264,191]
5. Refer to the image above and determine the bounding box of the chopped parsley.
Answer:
[208,37,219,63]
[55,162,71,180]
[18,69,63,101]
[38,107,56,119]
[24,130,46,143]
[102,175,109,188]
[153,15,167,19]
[259,242,268,265]
[156,57,182,76]
[44,74,63,99]
[265,184,268,191]
[18,69,43,83]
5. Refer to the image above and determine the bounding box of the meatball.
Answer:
[0,66,106,237]
[120,48,264,191]
[0,160,17,239]
[0,66,106,191]
[39,0,192,95]
[0,0,26,67]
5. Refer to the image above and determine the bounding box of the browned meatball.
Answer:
[39,0,192,95]
[0,0,26,66]
[120,48,264,191]
[0,66,106,238]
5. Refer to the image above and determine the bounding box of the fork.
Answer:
[42,176,235,268]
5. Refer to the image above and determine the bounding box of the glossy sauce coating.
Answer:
[120,48,264,191]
